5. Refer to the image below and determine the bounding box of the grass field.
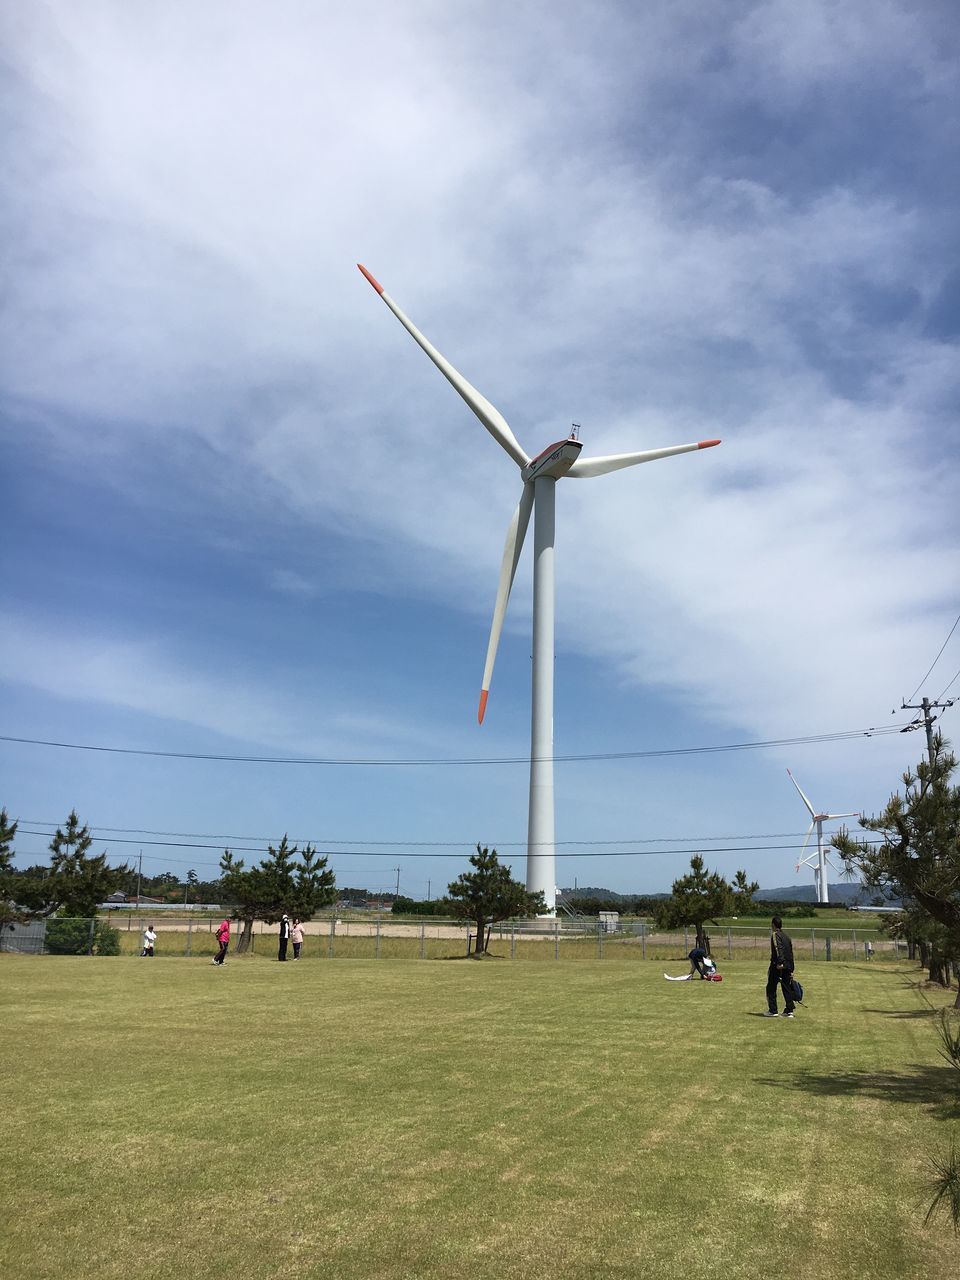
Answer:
[2,953,958,1279]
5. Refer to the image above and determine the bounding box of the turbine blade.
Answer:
[357,265,529,468]
[823,811,859,821]
[786,768,817,820]
[566,439,720,478]
[478,484,534,723]
[794,822,817,871]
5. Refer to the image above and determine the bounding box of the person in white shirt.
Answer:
[141,925,157,957]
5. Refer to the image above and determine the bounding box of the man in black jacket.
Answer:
[763,916,796,1018]
[278,914,290,961]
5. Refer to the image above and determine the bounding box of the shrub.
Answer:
[45,918,121,956]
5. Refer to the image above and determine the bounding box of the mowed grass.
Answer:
[1,955,959,1280]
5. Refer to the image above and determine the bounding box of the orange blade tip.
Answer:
[478,690,489,724]
[698,438,721,449]
[357,264,384,294]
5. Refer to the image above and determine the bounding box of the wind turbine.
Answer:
[359,264,720,912]
[786,768,859,905]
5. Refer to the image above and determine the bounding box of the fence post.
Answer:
[641,921,646,960]
[811,929,816,961]
[825,936,832,962]
[186,917,193,957]
[555,919,560,961]
[684,925,689,952]
[511,923,516,960]
[419,922,425,960]
[597,920,603,960]
[727,927,732,960]
[328,918,336,958]
[375,918,381,960]
[87,917,96,956]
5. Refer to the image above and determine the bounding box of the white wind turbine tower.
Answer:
[786,768,859,905]
[359,265,721,912]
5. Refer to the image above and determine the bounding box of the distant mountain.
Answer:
[561,883,895,907]
[753,883,894,906]
[559,887,669,903]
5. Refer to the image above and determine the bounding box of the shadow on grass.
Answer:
[860,1007,938,1019]
[438,952,505,962]
[755,1064,960,1118]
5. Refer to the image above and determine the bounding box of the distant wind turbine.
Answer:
[786,768,859,905]
[359,264,720,912]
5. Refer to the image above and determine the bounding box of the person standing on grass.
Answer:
[278,914,290,961]
[764,916,796,1017]
[291,918,304,960]
[212,918,230,965]
[141,924,157,957]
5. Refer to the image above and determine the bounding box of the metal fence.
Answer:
[1,914,903,962]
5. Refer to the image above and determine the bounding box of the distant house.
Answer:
[100,893,164,907]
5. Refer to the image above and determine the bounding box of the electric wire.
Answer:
[17,820,842,846]
[906,611,960,701]
[14,827,879,862]
[0,723,907,767]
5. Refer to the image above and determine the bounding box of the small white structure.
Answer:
[598,911,620,934]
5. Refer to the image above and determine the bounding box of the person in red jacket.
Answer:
[212,918,230,966]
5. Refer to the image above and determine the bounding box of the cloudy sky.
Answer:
[2,0,958,899]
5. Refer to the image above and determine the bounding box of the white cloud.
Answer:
[2,0,957,783]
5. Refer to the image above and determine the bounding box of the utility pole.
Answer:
[395,866,401,897]
[135,850,142,908]
[427,879,431,902]
[901,696,955,767]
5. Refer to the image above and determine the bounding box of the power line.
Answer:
[17,819,834,846]
[14,827,877,862]
[906,610,960,701]
[0,723,906,767]
[936,666,960,701]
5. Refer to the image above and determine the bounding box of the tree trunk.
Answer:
[697,925,711,954]
[235,917,254,954]
[474,918,487,953]
[928,950,949,987]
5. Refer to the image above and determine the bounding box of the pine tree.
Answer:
[447,845,545,954]
[46,811,129,918]
[219,836,336,953]
[654,855,758,954]
[834,736,960,1003]
[0,807,20,927]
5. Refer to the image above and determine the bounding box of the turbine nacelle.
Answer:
[521,438,584,482]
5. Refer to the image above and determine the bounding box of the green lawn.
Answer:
[1,954,958,1279]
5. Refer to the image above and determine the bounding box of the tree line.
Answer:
[0,813,545,959]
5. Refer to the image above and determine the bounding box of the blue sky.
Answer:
[2,0,959,899]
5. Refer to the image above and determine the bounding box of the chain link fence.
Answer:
[1,913,902,962]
